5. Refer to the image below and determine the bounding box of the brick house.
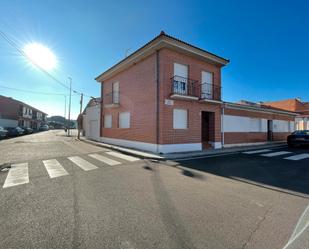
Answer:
[263,98,309,130]
[95,32,297,153]
[0,95,47,130]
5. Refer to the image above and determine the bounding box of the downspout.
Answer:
[221,103,225,147]
[100,82,104,141]
[156,50,160,153]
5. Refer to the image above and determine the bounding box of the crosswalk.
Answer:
[242,149,309,161]
[1,151,141,189]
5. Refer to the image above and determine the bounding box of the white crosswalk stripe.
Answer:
[88,154,121,166]
[106,151,140,162]
[3,163,29,188]
[68,156,98,171]
[284,153,309,161]
[243,149,273,154]
[261,151,292,157]
[43,159,69,178]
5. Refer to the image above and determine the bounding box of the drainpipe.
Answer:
[221,103,225,147]
[156,50,160,153]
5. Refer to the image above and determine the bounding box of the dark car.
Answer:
[0,126,8,139]
[39,125,49,131]
[5,127,24,137]
[20,127,33,134]
[287,130,309,147]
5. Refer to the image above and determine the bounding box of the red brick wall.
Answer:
[158,48,222,145]
[223,107,293,144]
[0,96,20,119]
[224,108,294,121]
[100,53,157,144]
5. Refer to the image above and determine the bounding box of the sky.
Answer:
[0,0,309,119]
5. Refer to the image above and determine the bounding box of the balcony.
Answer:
[200,82,221,102]
[170,76,199,100]
[104,91,119,108]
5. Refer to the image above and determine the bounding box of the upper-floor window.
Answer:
[201,71,213,99]
[173,63,188,95]
[112,81,119,104]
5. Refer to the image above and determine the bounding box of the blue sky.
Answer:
[0,0,308,119]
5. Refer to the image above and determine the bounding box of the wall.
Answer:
[158,48,222,146]
[101,53,157,144]
[83,105,100,141]
[0,118,18,127]
[223,108,295,145]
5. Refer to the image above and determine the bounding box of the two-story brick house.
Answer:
[95,32,297,153]
[0,95,47,130]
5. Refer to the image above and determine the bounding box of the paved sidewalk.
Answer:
[79,137,287,161]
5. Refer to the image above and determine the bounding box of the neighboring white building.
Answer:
[82,98,101,141]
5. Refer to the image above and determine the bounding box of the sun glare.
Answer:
[23,42,57,70]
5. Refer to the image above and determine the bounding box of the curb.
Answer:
[78,138,164,161]
[78,138,287,161]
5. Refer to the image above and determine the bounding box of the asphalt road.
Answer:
[0,130,308,249]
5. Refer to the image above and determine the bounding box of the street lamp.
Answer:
[67,77,72,136]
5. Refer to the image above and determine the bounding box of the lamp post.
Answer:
[68,77,72,136]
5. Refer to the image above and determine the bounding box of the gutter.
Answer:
[156,50,160,153]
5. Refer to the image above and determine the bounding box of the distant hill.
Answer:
[47,116,76,128]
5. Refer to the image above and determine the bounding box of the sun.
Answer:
[23,42,57,70]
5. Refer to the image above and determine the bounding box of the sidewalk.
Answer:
[79,137,287,161]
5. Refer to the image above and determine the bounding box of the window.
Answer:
[173,63,188,95]
[119,112,130,128]
[173,109,188,129]
[104,114,112,128]
[201,71,213,99]
[112,82,119,104]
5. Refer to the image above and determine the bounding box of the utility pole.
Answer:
[64,95,67,125]
[77,93,83,139]
[68,77,72,136]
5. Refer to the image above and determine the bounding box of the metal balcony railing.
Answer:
[200,82,221,101]
[171,75,199,97]
[104,91,119,105]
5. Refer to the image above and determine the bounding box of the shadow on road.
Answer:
[176,152,309,198]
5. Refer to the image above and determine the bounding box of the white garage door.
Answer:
[89,120,99,141]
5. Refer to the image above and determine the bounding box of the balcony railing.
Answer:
[171,75,199,97]
[200,82,221,101]
[104,91,119,106]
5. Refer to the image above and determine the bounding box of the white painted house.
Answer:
[82,98,101,141]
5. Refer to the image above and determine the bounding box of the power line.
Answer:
[0,29,96,99]
[0,84,65,96]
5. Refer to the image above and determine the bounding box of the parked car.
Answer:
[0,126,8,139]
[5,127,24,137]
[287,130,309,147]
[39,125,49,131]
[20,127,33,134]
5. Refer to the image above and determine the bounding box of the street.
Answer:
[0,130,308,249]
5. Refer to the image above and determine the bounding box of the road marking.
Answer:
[68,156,98,171]
[43,159,69,178]
[106,151,140,162]
[242,149,272,154]
[261,151,292,157]
[88,154,121,166]
[3,163,29,188]
[283,205,309,249]
[284,153,309,161]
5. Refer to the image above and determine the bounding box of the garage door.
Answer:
[89,120,100,141]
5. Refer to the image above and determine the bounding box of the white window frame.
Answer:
[173,109,188,129]
[173,63,188,95]
[112,81,119,104]
[104,114,112,128]
[119,112,130,129]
